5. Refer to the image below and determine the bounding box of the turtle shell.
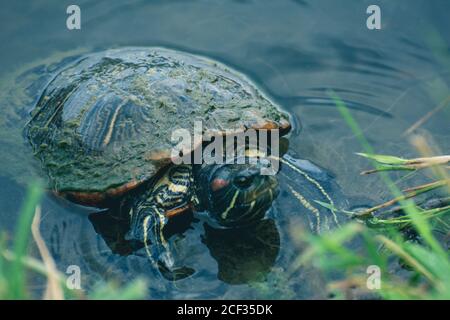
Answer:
[0,49,87,186]
[26,47,291,205]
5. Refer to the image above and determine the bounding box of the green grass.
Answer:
[0,182,148,300]
[1,181,43,299]
[291,93,450,299]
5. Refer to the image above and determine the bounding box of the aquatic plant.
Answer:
[292,94,450,299]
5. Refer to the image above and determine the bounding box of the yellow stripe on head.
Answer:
[221,190,240,220]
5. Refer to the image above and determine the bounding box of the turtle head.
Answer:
[194,162,279,227]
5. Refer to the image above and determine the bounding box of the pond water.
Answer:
[0,0,449,299]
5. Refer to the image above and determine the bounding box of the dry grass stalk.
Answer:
[403,95,450,136]
[31,206,64,300]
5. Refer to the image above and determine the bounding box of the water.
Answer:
[0,0,449,299]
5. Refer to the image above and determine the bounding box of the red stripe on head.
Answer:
[211,178,229,192]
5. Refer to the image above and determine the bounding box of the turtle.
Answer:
[24,47,292,277]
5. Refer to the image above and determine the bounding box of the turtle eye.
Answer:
[234,175,254,189]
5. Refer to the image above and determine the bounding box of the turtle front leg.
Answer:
[128,204,172,266]
[126,165,195,280]
[127,203,195,280]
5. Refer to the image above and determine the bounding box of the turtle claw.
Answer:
[149,235,195,281]
[160,251,175,269]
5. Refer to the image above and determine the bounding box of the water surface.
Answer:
[0,0,449,299]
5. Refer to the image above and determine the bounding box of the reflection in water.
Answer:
[202,219,280,285]
[89,204,280,285]
[89,208,136,256]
